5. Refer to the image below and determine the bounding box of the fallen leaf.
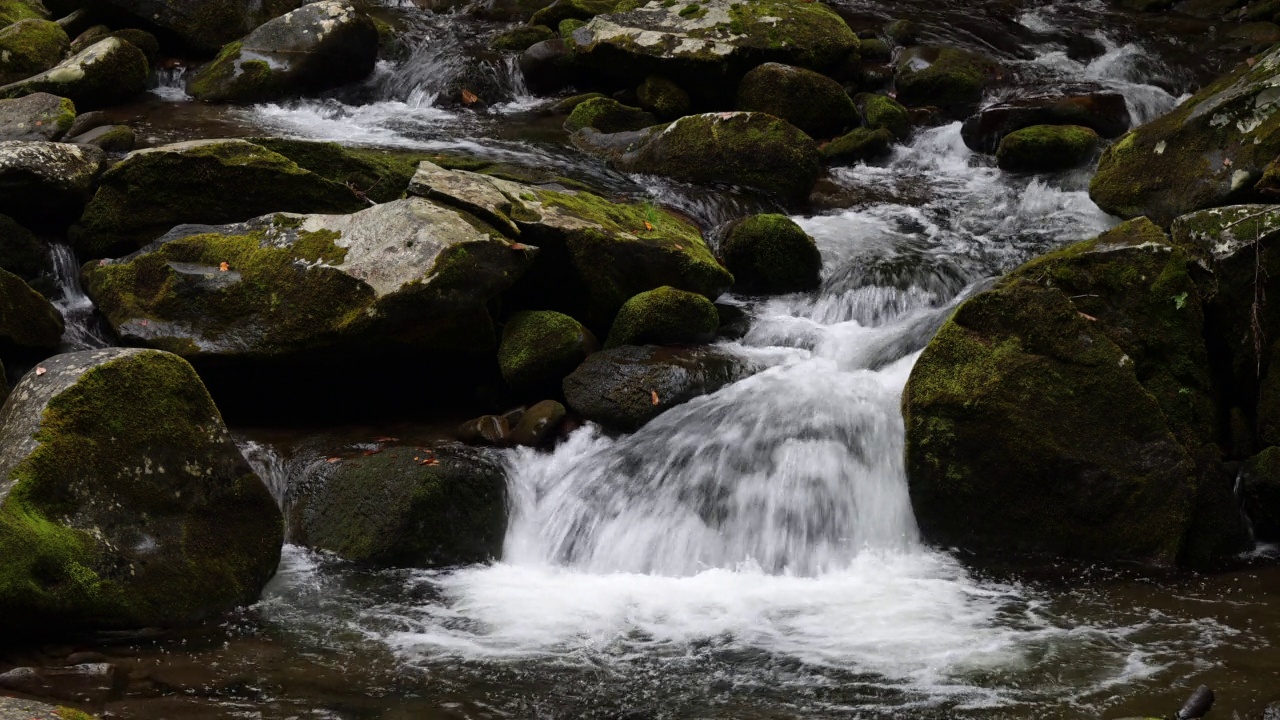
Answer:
[420,457,439,466]
[511,242,527,250]
[1249,56,1258,66]
[644,221,654,231]
[373,436,399,443]
[35,367,46,376]
[651,390,660,406]
[1224,157,1234,167]
[1078,311,1098,322]
[139,319,149,327]
[98,259,109,267]
[674,244,683,250]
[461,89,479,105]
[362,449,382,456]
[326,457,342,464]
[219,261,229,272]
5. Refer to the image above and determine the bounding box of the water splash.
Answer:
[49,243,112,351]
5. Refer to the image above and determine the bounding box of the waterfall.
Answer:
[49,243,112,351]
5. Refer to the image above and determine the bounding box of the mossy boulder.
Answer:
[0,696,100,720]
[720,213,821,293]
[821,126,892,164]
[563,96,656,133]
[0,266,61,349]
[108,28,159,65]
[0,213,51,284]
[574,111,821,200]
[510,399,566,446]
[498,310,597,396]
[854,92,909,140]
[0,0,45,27]
[83,198,536,360]
[0,19,67,85]
[569,0,859,105]
[604,285,718,348]
[903,218,1252,567]
[66,123,134,152]
[736,62,857,138]
[490,23,555,52]
[97,0,308,53]
[66,24,108,55]
[995,124,1100,172]
[961,91,1130,154]
[0,92,74,142]
[187,1,378,104]
[529,0,620,28]
[0,347,283,635]
[289,443,506,567]
[1091,45,1280,226]
[248,137,430,203]
[70,138,368,259]
[635,74,688,119]
[0,37,146,110]
[0,140,103,230]
[894,45,999,118]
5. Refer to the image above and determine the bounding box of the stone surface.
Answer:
[0,696,97,720]
[0,37,148,110]
[0,140,103,229]
[0,265,62,349]
[0,92,74,141]
[736,62,857,138]
[97,0,308,52]
[894,45,999,117]
[604,285,719,348]
[961,91,1130,153]
[0,18,68,85]
[499,310,597,396]
[720,213,822,294]
[995,124,1100,172]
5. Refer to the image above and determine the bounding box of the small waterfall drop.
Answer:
[49,243,112,351]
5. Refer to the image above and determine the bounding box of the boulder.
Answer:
[1242,446,1280,540]
[0,212,51,283]
[0,92,73,141]
[995,124,1100,172]
[563,96,656,133]
[636,74,689,119]
[0,140,103,229]
[67,24,107,55]
[563,344,749,431]
[735,62,857,138]
[1090,45,1280,226]
[0,37,148,110]
[510,398,566,445]
[499,310,597,396]
[961,91,1130,153]
[289,444,506,567]
[70,138,367,258]
[490,23,556,52]
[0,663,125,704]
[0,0,45,26]
[248,137,431,203]
[0,696,99,720]
[821,127,893,164]
[604,285,719,348]
[0,348,283,635]
[96,0,307,53]
[568,0,859,104]
[518,37,576,94]
[573,111,821,200]
[903,218,1252,567]
[66,123,134,152]
[0,266,61,349]
[854,92,909,140]
[894,45,999,118]
[720,213,821,293]
[530,0,619,29]
[0,19,68,85]
[187,1,379,104]
[107,28,159,65]
[457,414,512,446]
[84,198,536,359]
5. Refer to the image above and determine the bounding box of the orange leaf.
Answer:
[461,89,479,105]
[674,244,683,250]
[326,457,341,463]
[373,436,399,443]
[644,221,654,231]
[651,390,660,406]
[1078,312,1097,322]
[511,242,527,250]
[35,367,46,376]
[219,261,229,272]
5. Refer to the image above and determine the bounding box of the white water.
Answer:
[49,243,112,351]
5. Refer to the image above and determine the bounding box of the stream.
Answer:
[29,0,1280,717]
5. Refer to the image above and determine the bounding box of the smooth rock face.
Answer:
[995,124,1100,172]
[0,139,103,227]
[84,197,537,359]
[188,1,379,104]
[98,0,308,52]
[735,62,857,138]
[0,18,68,85]
[0,92,74,141]
[563,344,750,431]
[1091,43,1280,226]
[903,218,1251,567]
[0,348,283,634]
[0,37,148,110]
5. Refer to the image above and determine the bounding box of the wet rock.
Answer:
[1265,700,1280,720]
[519,37,576,94]
[0,696,98,720]
[635,74,688,120]
[0,140,103,229]
[855,92,910,140]
[70,138,367,258]
[0,663,126,703]
[564,344,749,431]
[904,218,1252,567]
[530,0,619,28]
[63,108,108,138]
[0,18,67,85]
[0,92,74,141]
[1224,20,1280,51]
[67,23,107,55]
[0,348,284,635]
[736,62,857,138]
[995,124,1100,172]
[66,123,134,152]
[884,18,920,46]
[604,285,719,348]
[822,126,893,164]
[84,197,536,361]
[97,0,308,53]
[0,265,62,349]
[720,213,821,294]
[0,213,51,285]
[0,37,148,109]
[569,0,859,105]
[250,137,431,203]
[563,96,656,133]
[188,1,379,104]
[1090,44,1280,226]
[961,91,1130,154]
[573,111,821,200]
[457,414,512,446]
[108,28,159,65]
[499,310,598,397]
[894,45,1000,118]
[490,23,555,52]
[510,399,566,446]
[547,91,607,114]
[1178,685,1214,719]
[290,444,507,567]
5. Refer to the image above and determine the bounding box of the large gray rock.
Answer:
[0,93,74,141]
[0,348,283,635]
[0,18,68,85]
[98,0,307,53]
[0,140,103,228]
[0,265,62,349]
[0,696,98,720]
[0,37,148,110]
[188,1,379,104]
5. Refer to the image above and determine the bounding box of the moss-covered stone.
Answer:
[548,91,608,114]
[0,92,74,142]
[0,37,147,110]
[720,213,821,294]
[736,62,856,138]
[70,139,368,259]
[559,17,586,36]
[66,24,108,55]
[0,140,103,232]
[563,95,656,132]
[604,285,718,348]
[499,309,597,395]
[94,0,307,53]
[821,126,892,164]
[1242,446,1280,540]
[291,444,505,567]
[961,92,1130,154]
[491,23,556,52]
[996,124,1100,172]
[635,74,688,119]
[0,213,51,284]
[530,0,620,30]
[859,37,890,62]
[107,28,159,65]
[0,696,100,720]
[0,347,283,636]
[0,19,67,85]
[249,137,430,203]
[0,266,59,348]
[855,91,909,140]
[0,0,44,27]
[903,217,1252,567]
[894,45,998,118]
[67,123,134,152]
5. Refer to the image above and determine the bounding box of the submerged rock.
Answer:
[604,285,719,348]
[188,1,379,104]
[736,62,857,138]
[0,140,103,229]
[97,0,308,53]
[510,399,567,446]
[290,444,507,567]
[0,37,147,110]
[499,310,598,397]
[66,123,134,152]
[720,213,822,294]
[903,218,1251,567]
[0,19,67,85]
[0,92,74,141]
[995,124,1100,172]
[0,348,283,635]
[821,126,893,164]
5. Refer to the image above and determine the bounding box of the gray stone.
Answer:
[0,140,103,227]
[0,92,74,141]
[0,37,148,110]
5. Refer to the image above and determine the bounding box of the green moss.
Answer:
[678,3,704,17]
[2,35,147,110]
[558,18,585,36]
[549,91,608,114]
[604,285,718,348]
[822,127,892,164]
[894,46,997,115]
[564,96,657,133]
[736,62,857,138]
[250,137,431,203]
[530,0,620,29]
[0,266,63,348]
[996,124,1100,172]
[0,213,52,283]
[108,29,160,64]
[721,0,858,70]
[0,19,68,85]
[499,309,597,393]
[0,0,43,27]
[491,24,556,52]
[721,213,822,294]
[187,41,285,103]
[855,92,909,140]
[636,75,689,119]
[54,708,98,720]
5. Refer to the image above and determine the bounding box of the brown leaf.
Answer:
[1248,56,1258,66]
[1077,311,1098,322]
[326,457,342,463]
[644,221,654,231]
[219,261,229,272]
[511,242,527,250]
[362,449,382,456]
[373,436,399,443]
[461,89,479,105]
[35,366,46,376]
[420,457,439,466]
[651,390,660,406]
[1224,157,1234,167]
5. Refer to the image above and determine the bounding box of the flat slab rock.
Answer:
[0,696,96,719]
